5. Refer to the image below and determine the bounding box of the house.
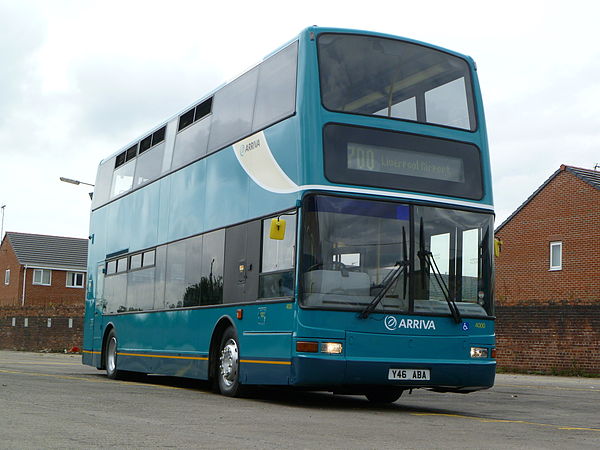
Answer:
[494,165,600,375]
[0,232,88,307]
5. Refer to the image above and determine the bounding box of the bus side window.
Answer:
[223,220,261,303]
[259,214,296,299]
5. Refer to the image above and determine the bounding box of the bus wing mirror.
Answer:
[494,238,502,257]
[269,218,286,240]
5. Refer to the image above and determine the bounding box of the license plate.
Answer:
[388,368,430,380]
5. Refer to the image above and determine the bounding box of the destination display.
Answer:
[323,123,483,200]
[347,142,465,183]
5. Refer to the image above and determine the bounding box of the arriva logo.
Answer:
[384,315,436,331]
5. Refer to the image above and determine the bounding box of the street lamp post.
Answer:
[59,177,95,187]
[60,177,95,200]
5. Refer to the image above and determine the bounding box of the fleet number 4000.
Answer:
[388,368,431,380]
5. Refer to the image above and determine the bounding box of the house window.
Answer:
[550,241,562,271]
[33,269,52,286]
[4,269,9,285]
[66,272,85,288]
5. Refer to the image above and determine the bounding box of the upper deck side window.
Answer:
[172,40,298,171]
[107,125,167,198]
[92,41,299,210]
[317,34,476,131]
[177,97,213,132]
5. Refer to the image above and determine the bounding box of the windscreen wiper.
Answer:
[418,218,462,324]
[360,227,408,319]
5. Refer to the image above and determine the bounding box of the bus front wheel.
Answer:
[217,328,243,397]
[365,388,403,404]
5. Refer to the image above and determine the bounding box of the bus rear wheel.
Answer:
[217,328,244,397]
[105,329,125,380]
[365,388,404,404]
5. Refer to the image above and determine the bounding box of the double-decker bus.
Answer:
[83,27,495,403]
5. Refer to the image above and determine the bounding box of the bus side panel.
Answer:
[103,301,295,383]
[238,302,295,385]
[108,309,212,379]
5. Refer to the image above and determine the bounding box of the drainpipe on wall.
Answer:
[21,264,27,306]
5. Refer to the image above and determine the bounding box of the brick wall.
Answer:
[0,304,83,352]
[0,240,23,306]
[22,268,86,306]
[0,237,86,307]
[496,305,600,375]
[495,168,600,374]
[495,169,600,306]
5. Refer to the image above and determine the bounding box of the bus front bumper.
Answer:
[289,355,496,392]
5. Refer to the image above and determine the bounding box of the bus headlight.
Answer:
[320,342,343,354]
[470,347,488,358]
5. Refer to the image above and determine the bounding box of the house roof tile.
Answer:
[4,232,88,271]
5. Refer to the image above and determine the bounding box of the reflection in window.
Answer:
[414,206,493,317]
[117,257,128,273]
[104,273,127,313]
[461,229,479,301]
[171,116,211,169]
[424,78,470,129]
[252,42,298,131]
[208,67,259,152]
[375,97,416,120]
[153,245,167,310]
[259,214,296,298]
[106,260,117,275]
[200,229,225,305]
[127,267,155,311]
[111,160,135,198]
[165,236,203,308]
[130,253,143,270]
[143,250,155,267]
[318,33,475,130]
[134,143,165,187]
[300,196,410,311]
[92,158,115,209]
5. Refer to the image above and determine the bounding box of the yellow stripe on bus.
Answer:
[117,352,208,361]
[240,359,292,366]
[85,349,290,365]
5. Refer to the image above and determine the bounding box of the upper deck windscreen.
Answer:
[318,34,476,131]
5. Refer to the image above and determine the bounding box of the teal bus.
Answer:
[83,27,495,403]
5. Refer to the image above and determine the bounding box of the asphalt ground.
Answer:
[0,351,598,449]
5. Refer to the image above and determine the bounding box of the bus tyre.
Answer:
[105,329,124,380]
[365,388,403,404]
[217,328,243,397]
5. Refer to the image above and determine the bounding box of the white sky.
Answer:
[1,0,599,239]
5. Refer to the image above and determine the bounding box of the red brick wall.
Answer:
[23,268,86,306]
[0,240,23,306]
[495,168,600,374]
[496,305,600,375]
[0,238,86,307]
[495,169,600,306]
[0,304,83,352]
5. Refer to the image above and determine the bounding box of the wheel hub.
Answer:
[219,339,239,387]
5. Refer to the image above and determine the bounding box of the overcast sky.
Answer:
[1,0,599,239]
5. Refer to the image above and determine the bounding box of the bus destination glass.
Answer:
[347,142,465,183]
